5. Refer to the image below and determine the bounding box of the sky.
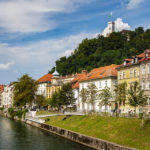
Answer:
[0,0,150,84]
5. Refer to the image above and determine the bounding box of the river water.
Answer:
[0,117,93,150]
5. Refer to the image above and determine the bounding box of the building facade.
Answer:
[72,70,88,111]
[117,49,150,113]
[37,74,53,98]
[46,70,62,99]
[2,83,14,108]
[78,64,118,112]
[139,50,150,113]
[0,85,5,107]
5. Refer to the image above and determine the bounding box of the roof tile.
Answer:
[37,74,53,83]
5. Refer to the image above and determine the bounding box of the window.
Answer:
[148,64,150,74]
[149,98,150,105]
[130,70,132,78]
[143,80,146,89]
[114,80,117,85]
[134,69,137,77]
[135,58,138,63]
[120,72,122,80]
[143,65,146,74]
[123,72,125,79]
[105,80,107,87]
[99,81,101,88]
[82,84,84,88]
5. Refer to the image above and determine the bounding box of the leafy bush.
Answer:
[8,108,15,119]
[15,110,23,119]
[0,107,4,111]
[45,118,50,122]
[8,108,28,119]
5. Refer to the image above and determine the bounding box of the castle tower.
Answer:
[108,21,115,33]
[106,21,115,37]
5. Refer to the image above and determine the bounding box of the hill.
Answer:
[49,27,150,75]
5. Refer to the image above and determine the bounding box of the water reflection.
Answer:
[0,117,93,150]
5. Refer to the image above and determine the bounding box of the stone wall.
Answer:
[25,119,137,150]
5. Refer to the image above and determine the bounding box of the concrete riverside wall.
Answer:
[25,119,137,150]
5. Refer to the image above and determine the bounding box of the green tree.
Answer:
[59,83,76,107]
[135,27,144,35]
[14,74,38,107]
[50,83,76,110]
[48,67,55,74]
[114,82,127,106]
[128,82,147,114]
[49,91,62,110]
[79,88,88,112]
[99,87,112,112]
[35,95,48,108]
[87,83,97,111]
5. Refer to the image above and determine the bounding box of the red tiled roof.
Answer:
[72,73,87,89]
[0,85,4,93]
[118,49,150,69]
[125,59,131,62]
[80,64,119,82]
[37,74,53,83]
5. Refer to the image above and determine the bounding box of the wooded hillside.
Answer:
[49,27,150,75]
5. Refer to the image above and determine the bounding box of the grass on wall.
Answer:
[44,115,150,150]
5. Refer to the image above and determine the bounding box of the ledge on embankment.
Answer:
[25,119,137,150]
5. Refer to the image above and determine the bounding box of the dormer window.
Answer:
[135,57,138,63]
[124,61,126,66]
[145,50,149,59]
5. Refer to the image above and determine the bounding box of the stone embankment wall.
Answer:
[26,119,137,150]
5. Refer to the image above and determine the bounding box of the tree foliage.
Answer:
[50,27,150,75]
[50,83,76,109]
[87,83,97,110]
[128,82,147,113]
[13,74,38,107]
[99,87,112,112]
[114,82,127,106]
[35,95,48,107]
[79,88,88,111]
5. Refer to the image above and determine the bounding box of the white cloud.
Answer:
[127,0,145,9]
[115,18,131,31]
[0,0,92,33]
[0,61,14,70]
[102,18,130,37]
[0,32,96,72]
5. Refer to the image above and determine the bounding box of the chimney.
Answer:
[82,70,88,74]
[145,50,149,59]
[124,60,126,66]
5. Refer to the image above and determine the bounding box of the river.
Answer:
[0,117,93,150]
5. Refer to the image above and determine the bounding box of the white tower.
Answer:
[106,21,115,37]
[108,21,115,33]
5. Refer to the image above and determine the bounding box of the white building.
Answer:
[72,70,88,111]
[2,83,14,108]
[78,64,119,112]
[37,74,53,97]
[0,85,5,107]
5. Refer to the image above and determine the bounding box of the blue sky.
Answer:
[0,0,150,84]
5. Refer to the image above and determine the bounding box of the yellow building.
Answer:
[46,70,62,99]
[117,57,140,113]
[46,70,76,99]
[117,59,140,87]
